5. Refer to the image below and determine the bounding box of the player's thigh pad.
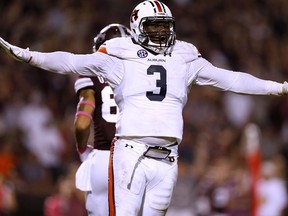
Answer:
[76,150,97,191]
[142,157,178,215]
[90,150,110,194]
[111,140,147,215]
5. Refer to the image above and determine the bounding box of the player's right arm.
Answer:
[74,88,95,149]
[74,82,96,162]
[0,37,117,78]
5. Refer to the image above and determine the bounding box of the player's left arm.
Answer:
[193,58,288,96]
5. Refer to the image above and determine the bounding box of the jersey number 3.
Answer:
[146,65,167,101]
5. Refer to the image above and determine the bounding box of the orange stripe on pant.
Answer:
[108,138,118,216]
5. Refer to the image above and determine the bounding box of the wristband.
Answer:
[76,111,93,120]
[78,100,96,109]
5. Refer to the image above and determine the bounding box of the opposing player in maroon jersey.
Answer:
[73,24,131,216]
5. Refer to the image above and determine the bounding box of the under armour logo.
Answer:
[130,9,139,23]
[125,144,134,149]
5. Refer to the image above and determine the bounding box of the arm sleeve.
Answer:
[29,50,122,88]
[194,58,283,95]
[30,51,94,75]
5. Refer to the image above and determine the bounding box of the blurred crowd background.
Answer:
[0,0,288,215]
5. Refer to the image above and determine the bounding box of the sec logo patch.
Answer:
[137,49,148,58]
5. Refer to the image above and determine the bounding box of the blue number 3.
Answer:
[146,65,167,101]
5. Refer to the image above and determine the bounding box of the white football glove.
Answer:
[78,145,94,162]
[282,81,288,95]
[0,37,32,63]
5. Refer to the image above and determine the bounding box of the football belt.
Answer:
[143,146,171,159]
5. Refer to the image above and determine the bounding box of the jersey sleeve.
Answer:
[175,40,202,61]
[173,40,202,86]
[74,77,94,95]
[30,50,121,83]
[194,58,283,95]
[96,38,135,88]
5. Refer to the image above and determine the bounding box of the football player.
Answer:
[74,24,131,216]
[0,1,287,215]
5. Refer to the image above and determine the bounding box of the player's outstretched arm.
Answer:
[195,58,288,96]
[0,37,104,77]
[0,37,32,63]
[0,37,74,73]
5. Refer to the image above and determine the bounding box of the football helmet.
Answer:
[130,0,176,54]
[93,23,131,52]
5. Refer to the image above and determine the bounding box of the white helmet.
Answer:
[130,0,176,54]
[93,23,131,52]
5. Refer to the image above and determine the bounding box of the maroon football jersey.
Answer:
[76,76,118,150]
[91,77,117,150]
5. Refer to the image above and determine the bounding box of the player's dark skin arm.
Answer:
[74,89,95,149]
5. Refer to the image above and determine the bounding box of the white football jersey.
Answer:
[31,37,283,144]
[99,38,201,143]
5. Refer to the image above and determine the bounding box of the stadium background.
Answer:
[0,0,287,215]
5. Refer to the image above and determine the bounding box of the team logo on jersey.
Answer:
[137,49,148,58]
